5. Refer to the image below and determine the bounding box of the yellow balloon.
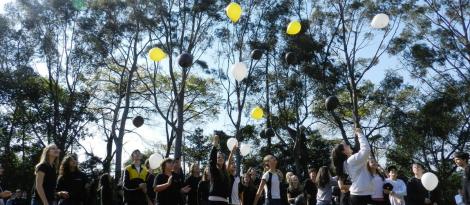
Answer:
[251,106,264,120]
[286,20,302,35]
[149,47,167,62]
[226,2,242,23]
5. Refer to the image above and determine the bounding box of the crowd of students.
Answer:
[1,128,470,205]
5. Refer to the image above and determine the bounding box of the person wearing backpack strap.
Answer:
[253,155,286,205]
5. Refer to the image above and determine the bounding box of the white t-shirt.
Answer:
[385,178,407,205]
[262,171,281,199]
[231,176,241,204]
[372,174,384,199]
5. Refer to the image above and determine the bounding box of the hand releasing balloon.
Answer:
[371,13,390,29]
[133,116,144,128]
[149,47,167,62]
[231,62,248,82]
[240,144,251,156]
[286,20,302,35]
[226,138,238,151]
[148,154,163,170]
[251,106,264,120]
[421,172,439,191]
[225,2,242,23]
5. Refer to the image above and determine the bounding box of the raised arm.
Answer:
[347,128,370,165]
[227,143,238,172]
[210,135,220,176]
[253,179,266,205]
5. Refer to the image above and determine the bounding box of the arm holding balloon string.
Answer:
[227,143,238,174]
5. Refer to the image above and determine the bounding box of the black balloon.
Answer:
[133,116,144,128]
[383,183,394,191]
[265,128,275,138]
[178,52,193,68]
[251,49,263,60]
[325,96,340,111]
[285,52,297,65]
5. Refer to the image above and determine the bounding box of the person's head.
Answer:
[367,158,379,173]
[412,163,425,177]
[243,172,254,187]
[308,167,317,180]
[454,152,469,168]
[59,154,79,176]
[217,152,225,168]
[285,172,294,184]
[289,175,300,189]
[131,149,142,163]
[247,167,257,179]
[37,144,60,170]
[202,166,210,181]
[160,158,174,173]
[316,166,331,188]
[229,161,237,175]
[263,155,278,170]
[387,166,398,180]
[190,163,200,176]
[332,143,350,179]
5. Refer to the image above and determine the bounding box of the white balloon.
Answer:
[371,13,390,29]
[227,138,238,151]
[149,153,163,170]
[240,144,251,156]
[231,62,248,82]
[421,172,439,191]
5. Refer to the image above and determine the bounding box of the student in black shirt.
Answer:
[198,167,211,205]
[32,144,63,205]
[97,173,114,205]
[56,155,88,205]
[185,164,202,205]
[154,158,191,205]
[0,163,12,205]
[303,167,317,205]
[208,135,235,205]
[406,163,437,205]
[240,173,257,205]
[144,160,156,205]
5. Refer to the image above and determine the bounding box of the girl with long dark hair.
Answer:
[332,128,373,205]
[185,164,202,205]
[368,159,388,205]
[240,173,257,205]
[208,135,235,205]
[97,173,114,205]
[56,155,88,205]
[198,167,211,205]
[32,144,62,205]
[315,166,337,205]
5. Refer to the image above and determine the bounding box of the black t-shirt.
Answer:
[184,175,201,205]
[56,171,88,201]
[33,163,57,202]
[303,179,317,204]
[146,173,156,201]
[198,180,210,205]
[241,184,257,205]
[155,173,181,205]
[288,187,302,203]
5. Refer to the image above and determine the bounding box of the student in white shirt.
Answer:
[332,128,373,205]
[368,159,387,205]
[253,155,284,205]
[385,166,407,205]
